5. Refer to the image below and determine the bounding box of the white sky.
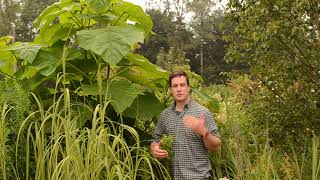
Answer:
[124,0,148,10]
[125,0,228,24]
[124,0,228,11]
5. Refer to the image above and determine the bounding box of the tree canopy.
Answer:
[226,0,320,148]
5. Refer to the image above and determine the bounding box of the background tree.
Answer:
[17,0,57,41]
[0,0,170,178]
[0,0,57,42]
[187,0,216,76]
[186,9,248,84]
[226,0,320,150]
[0,0,20,40]
[136,9,175,63]
[141,0,247,84]
[156,47,190,72]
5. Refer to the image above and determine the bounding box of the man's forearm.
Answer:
[202,130,221,152]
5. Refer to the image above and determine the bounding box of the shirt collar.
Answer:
[171,98,194,111]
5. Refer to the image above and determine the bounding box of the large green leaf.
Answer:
[19,72,49,90]
[21,46,81,79]
[38,51,63,77]
[35,23,78,46]
[112,1,153,36]
[33,1,81,30]
[0,36,12,47]
[124,93,165,121]
[67,56,98,74]
[87,0,111,14]
[24,45,63,77]
[0,51,16,75]
[0,37,16,75]
[4,42,43,64]
[109,80,144,113]
[81,84,100,96]
[77,26,144,66]
[121,66,168,90]
[120,54,169,90]
[125,54,167,75]
[81,79,144,113]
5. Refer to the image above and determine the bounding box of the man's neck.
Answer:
[175,96,190,112]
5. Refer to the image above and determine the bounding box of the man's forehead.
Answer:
[171,76,187,83]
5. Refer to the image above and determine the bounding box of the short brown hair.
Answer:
[169,71,189,87]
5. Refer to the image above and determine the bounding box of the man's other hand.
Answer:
[183,113,208,137]
[150,141,168,159]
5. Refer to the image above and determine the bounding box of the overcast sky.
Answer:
[124,0,228,11]
[124,0,227,24]
[125,0,148,10]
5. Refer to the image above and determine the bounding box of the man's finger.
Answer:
[155,154,168,159]
[155,148,168,154]
[154,150,168,158]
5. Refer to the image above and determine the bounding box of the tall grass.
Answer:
[213,130,314,180]
[312,136,320,180]
[0,44,169,179]
[207,84,320,180]
[13,88,168,180]
[0,79,31,179]
[2,79,319,179]
[0,102,12,180]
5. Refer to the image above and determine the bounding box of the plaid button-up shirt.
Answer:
[152,99,219,180]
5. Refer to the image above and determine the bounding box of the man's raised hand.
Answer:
[183,113,209,137]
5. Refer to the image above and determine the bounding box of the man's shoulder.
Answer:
[159,106,173,117]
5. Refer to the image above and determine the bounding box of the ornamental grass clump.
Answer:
[14,88,169,180]
[160,134,174,174]
[0,103,11,180]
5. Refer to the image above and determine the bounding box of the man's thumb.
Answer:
[200,113,205,120]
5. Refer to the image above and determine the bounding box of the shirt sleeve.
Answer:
[204,110,220,138]
[152,112,165,143]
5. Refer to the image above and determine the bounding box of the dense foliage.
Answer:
[0,0,57,41]
[0,0,171,179]
[0,79,30,179]
[226,0,320,150]
[0,0,170,124]
[1,0,320,179]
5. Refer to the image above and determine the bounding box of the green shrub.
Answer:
[207,82,320,179]
[0,79,30,179]
[15,90,169,179]
[160,134,174,176]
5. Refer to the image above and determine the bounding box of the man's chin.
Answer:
[175,97,187,102]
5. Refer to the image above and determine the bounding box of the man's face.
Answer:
[170,76,190,102]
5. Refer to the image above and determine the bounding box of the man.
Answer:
[150,71,221,180]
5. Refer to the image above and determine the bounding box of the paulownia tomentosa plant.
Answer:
[0,0,169,127]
